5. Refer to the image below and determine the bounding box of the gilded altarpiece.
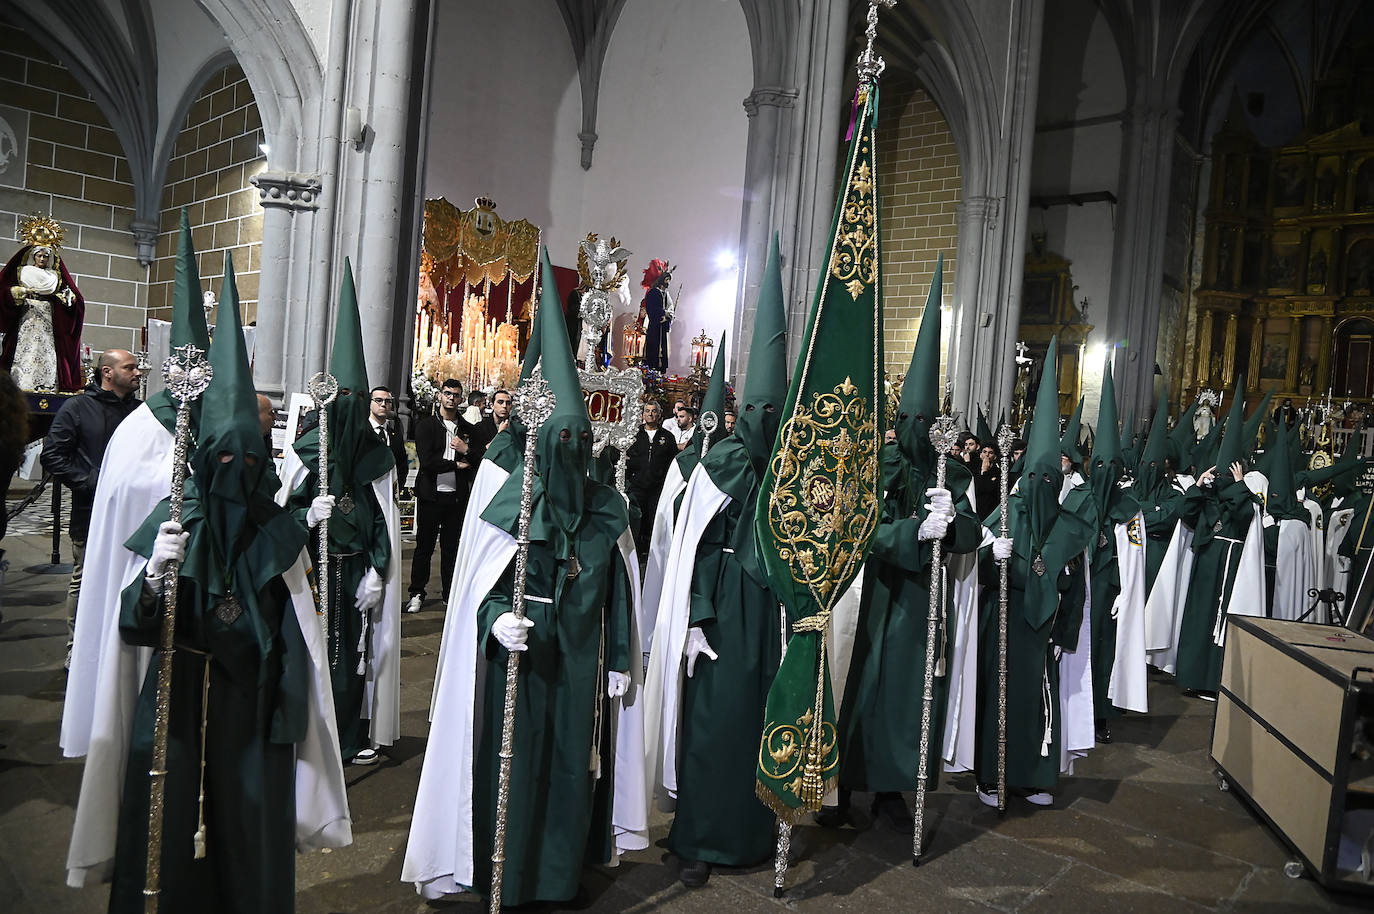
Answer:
[1186,116,1374,406]
[1020,234,1093,417]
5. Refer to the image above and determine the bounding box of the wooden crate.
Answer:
[1212,617,1374,892]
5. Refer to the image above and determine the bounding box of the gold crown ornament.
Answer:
[18,213,66,250]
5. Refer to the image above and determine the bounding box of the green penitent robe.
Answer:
[1138,483,1185,594]
[470,481,634,907]
[1174,479,1258,692]
[838,447,982,792]
[669,440,790,868]
[108,487,310,914]
[1087,490,1141,722]
[976,488,1094,791]
[288,423,391,759]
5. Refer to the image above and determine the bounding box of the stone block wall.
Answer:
[877,77,962,379]
[148,64,265,327]
[0,29,146,356]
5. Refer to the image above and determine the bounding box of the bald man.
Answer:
[41,348,143,668]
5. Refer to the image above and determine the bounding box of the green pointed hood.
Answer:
[329,258,368,395]
[1061,396,1085,464]
[1022,337,1065,539]
[190,254,269,568]
[1212,382,1250,474]
[519,267,547,383]
[308,258,392,492]
[1168,400,1198,468]
[1240,388,1274,459]
[1262,415,1305,521]
[172,208,211,351]
[533,245,593,532]
[976,406,993,446]
[1094,363,1123,468]
[150,208,213,434]
[895,253,943,465]
[1090,361,1124,515]
[1133,385,1171,496]
[736,233,789,470]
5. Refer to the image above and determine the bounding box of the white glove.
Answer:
[607,671,630,698]
[306,494,335,527]
[992,536,1014,561]
[1053,645,1064,661]
[684,627,718,678]
[918,512,951,541]
[924,487,953,515]
[491,611,534,652]
[354,567,385,614]
[148,521,188,576]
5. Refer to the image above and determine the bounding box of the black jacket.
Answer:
[625,426,678,502]
[40,383,141,539]
[372,416,408,481]
[413,411,478,502]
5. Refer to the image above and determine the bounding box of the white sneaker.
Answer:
[976,786,999,808]
[1024,791,1053,807]
[404,594,423,614]
[352,748,380,766]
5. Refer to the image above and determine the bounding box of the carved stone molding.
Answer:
[578,131,598,170]
[129,218,159,266]
[742,86,799,117]
[251,170,323,211]
[962,195,1002,231]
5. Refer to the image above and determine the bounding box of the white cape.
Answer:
[402,459,649,897]
[1327,506,1356,612]
[640,459,688,653]
[1107,512,1149,713]
[642,461,731,803]
[1059,555,1095,774]
[278,446,402,748]
[61,403,170,757]
[1271,517,1315,622]
[66,554,352,886]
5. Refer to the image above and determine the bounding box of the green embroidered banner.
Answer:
[753,84,885,822]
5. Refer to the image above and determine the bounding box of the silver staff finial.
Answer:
[856,0,896,92]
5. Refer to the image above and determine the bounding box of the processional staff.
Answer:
[488,363,557,914]
[308,371,340,665]
[913,414,960,865]
[699,410,719,461]
[995,422,1015,814]
[143,344,213,913]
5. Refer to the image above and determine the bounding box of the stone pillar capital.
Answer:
[742,86,799,117]
[251,171,323,211]
[129,218,159,266]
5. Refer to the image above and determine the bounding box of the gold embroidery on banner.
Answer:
[1127,516,1143,546]
[766,378,880,606]
[758,706,838,807]
[829,146,877,301]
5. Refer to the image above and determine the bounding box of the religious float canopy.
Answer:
[415,196,541,398]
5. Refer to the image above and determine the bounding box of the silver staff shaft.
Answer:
[490,366,555,914]
[773,600,791,897]
[914,415,959,865]
[996,424,1015,815]
[144,344,212,913]
[308,372,339,665]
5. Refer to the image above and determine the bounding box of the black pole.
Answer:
[50,479,61,565]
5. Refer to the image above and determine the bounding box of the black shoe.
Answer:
[814,788,852,828]
[679,858,712,888]
[871,791,915,835]
[1095,721,1112,744]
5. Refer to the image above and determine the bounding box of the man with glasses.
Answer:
[369,385,408,478]
[407,378,474,613]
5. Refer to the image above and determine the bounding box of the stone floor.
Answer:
[2,496,1372,913]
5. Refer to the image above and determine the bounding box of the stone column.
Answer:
[1286,315,1302,390]
[1222,312,1238,384]
[332,0,420,389]
[1317,315,1334,392]
[1107,101,1182,420]
[1196,309,1213,388]
[732,0,847,391]
[250,171,323,398]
